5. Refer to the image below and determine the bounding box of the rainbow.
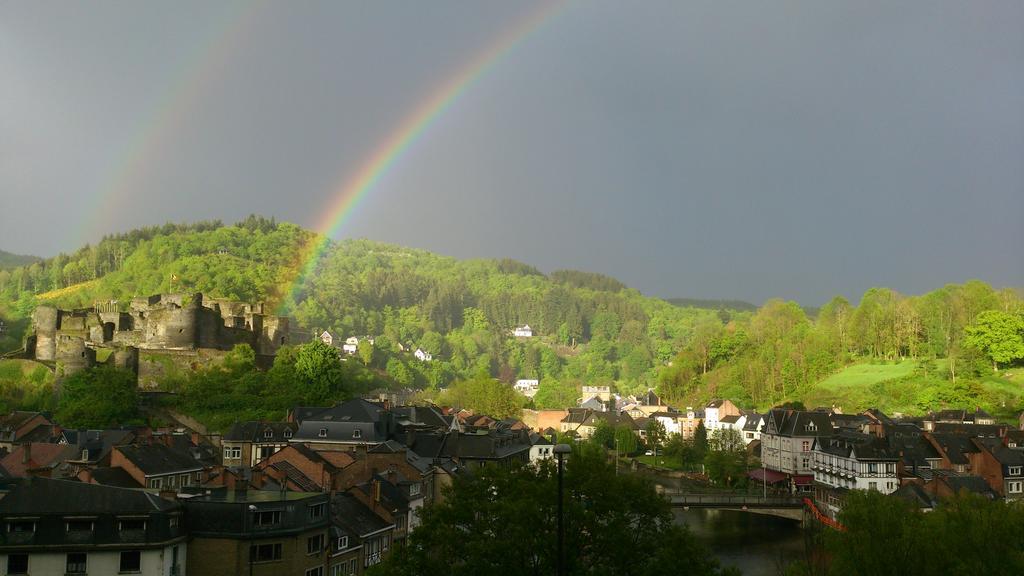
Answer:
[282,1,568,309]
[80,1,269,245]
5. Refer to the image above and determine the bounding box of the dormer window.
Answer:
[8,520,36,533]
[352,429,362,439]
[318,428,328,438]
[337,536,349,550]
[118,518,146,531]
[264,429,274,439]
[66,519,95,532]
[284,429,293,439]
[81,449,89,461]
[805,422,817,432]
[1010,466,1022,476]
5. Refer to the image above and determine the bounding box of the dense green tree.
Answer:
[964,310,1024,372]
[56,366,140,429]
[437,372,523,420]
[645,419,666,454]
[294,340,347,404]
[371,444,737,576]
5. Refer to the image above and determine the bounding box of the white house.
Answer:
[812,434,900,517]
[529,432,555,464]
[762,410,834,492]
[342,336,359,355]
[514,379,540,398]
[414,348,433,362]
[704,399,741,432]
[320,330,336,347]
[513,325,533,338]
[651,412,682,436]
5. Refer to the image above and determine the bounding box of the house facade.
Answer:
[0,478,186,576]
[762,410,834,491]
[811,433,900,518]
[184,490,331,576]
[222,421,298,468]
[512,325,533,338]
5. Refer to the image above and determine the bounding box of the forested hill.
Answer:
[0,217,1021,418]
[0,249,40,270]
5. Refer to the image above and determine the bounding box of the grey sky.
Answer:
[1,0,1021,305]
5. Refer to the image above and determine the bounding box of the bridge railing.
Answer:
[660,491,804,507]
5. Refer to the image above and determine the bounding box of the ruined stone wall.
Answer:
[32,305,59,361]
[55,334,96,378]
[143,302,198,349]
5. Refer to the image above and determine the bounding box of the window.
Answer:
[868,482,878,491]
[868,463,878,474]
[7,554,28,575]
[265,429,274,438]
[1009,481,1023,494]
[119,518,147,531]
[409,483,421,496]
[66,552,87,574]
[306,568,324,576]
[308,533,325,554]
[149,478,163,489]
[801,441,810,452]
[255,510,282,527]
[180,474,190,487]
[350,559,357,573]
[119,550,141,573]
[224,446,242,459]
[1009,466,1022,476]
[337,535,349,550]
[309,503,326,520]
[319,428,328,438]
[81,449,90,460]
[8,520,35,533]
[169,516,180,529]
[66,519,95,532]
[284,429,293,438]
[352,429,362,439]
[250,543,283,562]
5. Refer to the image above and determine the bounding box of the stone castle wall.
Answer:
[30,293,303,379]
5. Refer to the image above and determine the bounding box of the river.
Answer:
[673,508,806,576]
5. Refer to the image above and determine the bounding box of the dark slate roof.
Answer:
[720,415,742,424]
[931,422,1003,437]
[89,466,144,489]
[742,415,763,432]
[392,405,451,430]
[222,421,297,442]
[271,461,321,492]
[942,475,998,499]
[116,443,205,475]
[307,399,386,424]
[892,483,936,509]
[930,433,982,465]
[331,492,393,537]
[766,410,834,438]
[0,477,175,515]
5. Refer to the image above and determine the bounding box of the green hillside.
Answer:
[0,249,41,270]
[1,217,1022,422]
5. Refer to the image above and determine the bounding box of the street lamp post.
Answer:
[554,443,572,576]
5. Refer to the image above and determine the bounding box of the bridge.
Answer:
[661,490,807,523]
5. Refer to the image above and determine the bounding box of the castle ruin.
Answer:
[29,293,304,379]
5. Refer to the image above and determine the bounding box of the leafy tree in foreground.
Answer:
[786,491,1024,576]
[56,366,139,428]
[371,444,738,576]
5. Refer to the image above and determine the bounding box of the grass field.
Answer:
[802,360,916,412]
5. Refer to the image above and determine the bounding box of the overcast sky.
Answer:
[1,0,1021,305]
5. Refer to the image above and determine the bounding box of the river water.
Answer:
[673,508,806,576]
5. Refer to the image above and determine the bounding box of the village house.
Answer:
[0,443,79,479]
[703,399,742,433]
[413,348,432,362]
[741,413,764,445]
[221,421,298,468]
[761,409,834,492]
[560,409,638,441]
[811,432,901,518]
[110,443,208,491]
[342,336,360,354]
[0,478,186,576]
[330,491,395,572]
[512,325,533,338]
[0,411,55,451]
[291,399,395,449]
[184,489,331,576]
[514,379,540,398]
[319,330,337,347]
